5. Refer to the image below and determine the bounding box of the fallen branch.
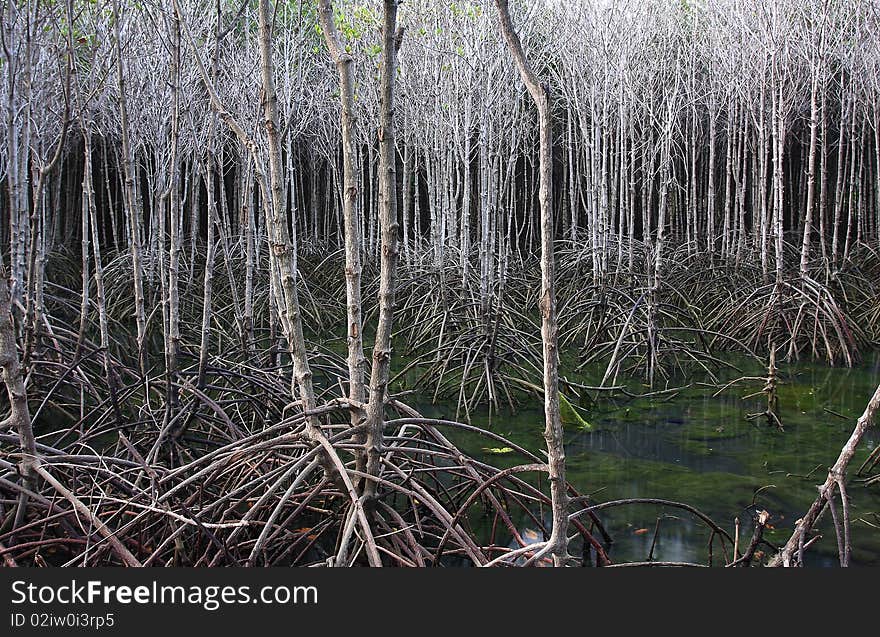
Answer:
[768,382,880,567]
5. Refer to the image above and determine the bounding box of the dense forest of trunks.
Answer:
[0,0,878,567]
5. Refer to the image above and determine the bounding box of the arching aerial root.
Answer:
[1,370,613,566]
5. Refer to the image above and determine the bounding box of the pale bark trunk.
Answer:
[722,102,734,260]
[111,0,147,376]
[772,76,785,286]
[318,0,367,449]
[79,128,122,426]
[256,0,318,417]
[166,12,182,412]
[77,145,91,350]
[478,108,491,319]
[567,110,578,244]
[243,161,256,354]
[460,98,472,280]
[757,84,769,283]
[493,0,568,566]
[3,3,22,295]
[874,100,880,254]
[819,89,829,273]
[832,85,850,268]
[800,65,821,277]
[197,157,216,391]
[842,114,859,264]
[363,0,402,500]
[707,105,717,263]
[402,146,412,267]
[0,271,38,486]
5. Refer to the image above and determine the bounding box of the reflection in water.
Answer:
[569,420,747,475]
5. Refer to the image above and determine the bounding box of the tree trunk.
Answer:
[493,0,568,566]
[166,12,182,414]
[318,0,367,455]
[111,0,147,376]
[1,269,37,489]
[363,0,402,501]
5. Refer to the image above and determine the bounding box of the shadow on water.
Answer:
[415,352,880,566]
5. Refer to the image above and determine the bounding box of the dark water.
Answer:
[414,352,880,566]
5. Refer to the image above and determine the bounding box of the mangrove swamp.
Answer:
[1,0,880,567]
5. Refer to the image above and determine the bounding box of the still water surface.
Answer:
[417,353,880,566]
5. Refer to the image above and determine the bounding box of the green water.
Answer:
[412,353,880,566]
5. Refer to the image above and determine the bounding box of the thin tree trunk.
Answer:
[363,0,402,502]
[318,0,367,456]
[196,156,216,391]
[800,65,822,276]
[402,145,411,267]
[84,130,123,428]
[166,12,182,413]
[707,104,717,263]
[493,0,568,566]
[256,0,318,416]
[111,0,147,376]
[0,270,38,489]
